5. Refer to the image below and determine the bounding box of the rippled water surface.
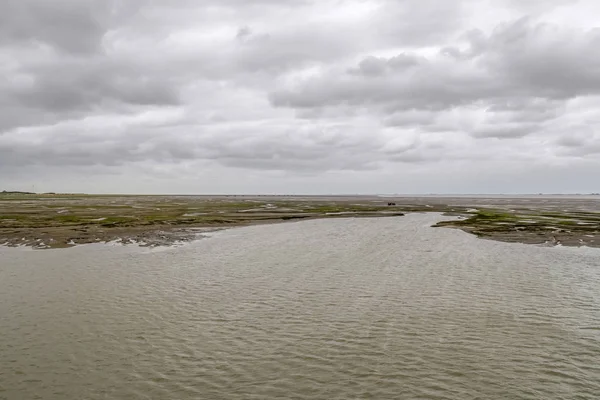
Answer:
[1,214,600,399]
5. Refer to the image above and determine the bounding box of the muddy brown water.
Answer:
[1,214,600,399]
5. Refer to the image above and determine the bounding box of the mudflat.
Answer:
[0,193,599,249]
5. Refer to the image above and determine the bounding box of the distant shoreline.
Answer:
[1,194,598,249]
[2,191,600,198]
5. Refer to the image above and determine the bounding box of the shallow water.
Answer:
[1,214,599,399]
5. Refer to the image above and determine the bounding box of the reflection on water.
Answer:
[1,214,600,399]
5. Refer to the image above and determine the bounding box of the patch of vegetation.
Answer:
[3,195,598,249]
[54,215,88,224]
[98,217,137,227]
[1,190,36,195]
[435,208,600,244]
[0,214,30,220]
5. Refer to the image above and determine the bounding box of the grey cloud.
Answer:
[0,0,475,132]
[0,124,196,169]
[557,142,600,157]
[193,125,392,172]
[503,0,578,13]
[471,123,541,139]
[197,0,310,6]
[483,19,600,97]
[234,27,354,74]
[270,18,600,139]
[556,133,590,148]
[349,54,426,77]
[375,0,469,46]
[485,98,563,122]
[270,59,499,111]
[0,116,415,173]
[383,111,437,127]
[556,137,585,148]
[0,0,114,54]
[1,0,600,193]
[15,59,180,110]
[0,52,181,133]
[236,26,252,41]
[554,126,600,156]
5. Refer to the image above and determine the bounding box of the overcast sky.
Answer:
[1,0,599,194]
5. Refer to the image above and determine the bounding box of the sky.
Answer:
[1,0,599,194]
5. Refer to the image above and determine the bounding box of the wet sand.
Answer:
[1,194,599,248]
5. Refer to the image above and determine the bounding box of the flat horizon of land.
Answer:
[3,190,600,197]
[1,192,599,249]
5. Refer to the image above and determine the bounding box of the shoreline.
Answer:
[0,212,406,250]
[1,194,598,249]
